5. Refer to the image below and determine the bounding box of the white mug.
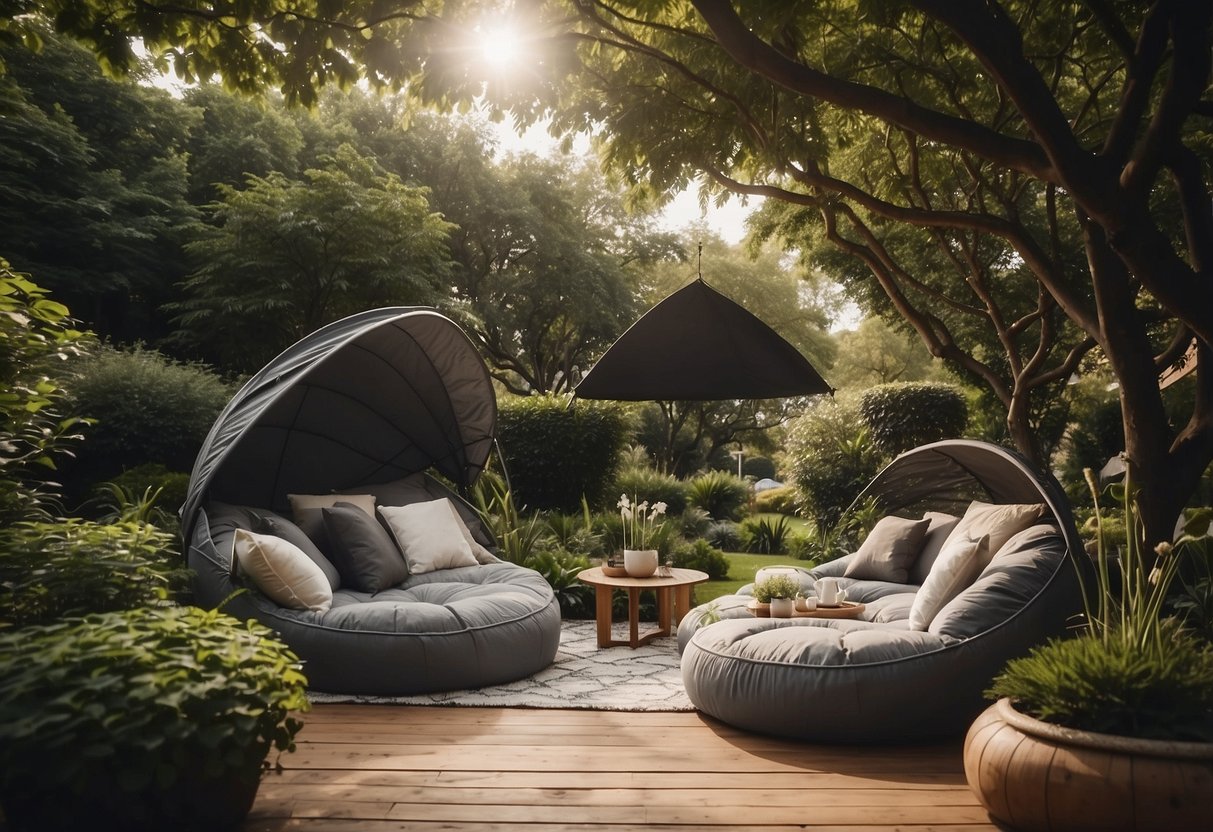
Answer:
[816,577,847,606]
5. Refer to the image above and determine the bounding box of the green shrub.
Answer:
[670,538,730,580]
[785,533,816,561]
[741,455,776,480]
[752,574,799,602]
[859,382,968,455]
[1060,395,1124,506]
[687,470,751,521]
[753,485,798,515]
[612,467,688,515]
[0,606,308,831]
[99,464,191,517]
[472,472,545,564]
[526,548,595,618]
[704,520,742,551]
[64,346,233,498]
[786,396,884,531]
[679,506,712,539]
[0,262,92,524]
[0,519,188,629]
[741,515,792,554]
[497,395,630,513]
[988,620,1213,742]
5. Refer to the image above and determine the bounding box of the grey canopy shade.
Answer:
[574,278,833,401]
[851,439,1085,560]
[182,308,495,544]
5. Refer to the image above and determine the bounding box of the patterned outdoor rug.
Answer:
[307,620,694,711]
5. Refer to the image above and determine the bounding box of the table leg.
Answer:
[595,586,613,648]
[656,586,672,636]
[673,585,693,624]
[628,587,641,648]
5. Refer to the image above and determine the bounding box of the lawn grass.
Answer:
[697,550,811,604]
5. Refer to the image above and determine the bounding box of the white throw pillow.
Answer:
[232,528,333,612]
[379,499,479,574]
[442,500,498,564]
[908,534,990,631]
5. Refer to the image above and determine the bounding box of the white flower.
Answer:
[638,501,649,513]
[652,501,668,517]
[618,494,631,510]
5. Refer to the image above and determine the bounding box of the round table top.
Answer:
[577,566,709,589]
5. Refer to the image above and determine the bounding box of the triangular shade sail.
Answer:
[181,308,495,543]
[574,279,833,401]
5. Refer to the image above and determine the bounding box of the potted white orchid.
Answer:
[618,494,667,578]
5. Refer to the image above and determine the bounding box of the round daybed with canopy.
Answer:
[677,440,1088,743]
[182,308,560,695]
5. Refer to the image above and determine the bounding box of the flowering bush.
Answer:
[618,493,667,551]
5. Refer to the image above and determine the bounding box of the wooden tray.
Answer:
[601,565,629,578]
[746,600,866,619]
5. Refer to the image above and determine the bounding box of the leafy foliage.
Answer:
[740,515,792,555]
[753,485,798,515]
[703,520,742,552]
[0,518,187,629]
[0,262,91,524]
[525,549,594,619]
[471,472,545,566]
[611,466,688,516]
[63,346,231,498]
[752,574,799,603]
[686,470,751,521]
[168,145,453,370]
[91,463,192,526]
[859,382,968,456]
[0,606,308,829]
[786,397,884,531]
[988,621,1213,742]
[497,394,630,513]
[831,317,937,389]
[670,538,729,580]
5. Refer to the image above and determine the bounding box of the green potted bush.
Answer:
[965,465,1213,831]
[753,574,800,618]
[0,606,309,832]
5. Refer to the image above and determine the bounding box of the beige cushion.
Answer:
[379,499,479,574]
[909,511,961,585]
[943,501,1047,556]
[844,515,931,583]
[442,499,498,564]
[232,528,333,612]
[908,534,990,631]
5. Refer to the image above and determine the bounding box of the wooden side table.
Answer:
[577,566,709,648]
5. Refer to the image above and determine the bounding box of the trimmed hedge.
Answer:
[859,382,968,455]
[612,467,689,516]
[64,346,233,499]
[786,396,884,530]
[496,395,630,513]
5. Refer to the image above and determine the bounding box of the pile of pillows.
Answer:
[841,501,1048,630]
[230,494,496,613]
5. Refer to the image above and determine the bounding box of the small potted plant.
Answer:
[618,493,667,577]
[753,574,800,618]
[965,464,1213,831]
[0,605,309,832]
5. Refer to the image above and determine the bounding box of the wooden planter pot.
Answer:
[964,698,1213,832]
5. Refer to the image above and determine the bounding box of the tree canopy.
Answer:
[4,0,1212,540]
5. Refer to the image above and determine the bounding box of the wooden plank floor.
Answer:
[244,705,997,831]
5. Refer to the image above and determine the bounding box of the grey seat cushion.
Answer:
[678,522,1076,742]
[191,500,560,695]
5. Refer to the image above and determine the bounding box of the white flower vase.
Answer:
[623,549,659,578]
[770,597,796,618]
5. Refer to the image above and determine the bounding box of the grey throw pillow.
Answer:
[251,510,342,591]
[321,502,409,594]
[843,515,932,583]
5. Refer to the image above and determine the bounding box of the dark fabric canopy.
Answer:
[574,278,833,401]
[181,308,495,543]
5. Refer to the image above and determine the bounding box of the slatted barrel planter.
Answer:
[964,698,1213,831]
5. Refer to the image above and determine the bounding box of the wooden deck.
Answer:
[245,705,997,831]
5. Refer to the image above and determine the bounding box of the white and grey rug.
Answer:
[307,620,694,711]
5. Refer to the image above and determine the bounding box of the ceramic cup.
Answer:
[795,596,817,612]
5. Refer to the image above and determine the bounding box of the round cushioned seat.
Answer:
[678,440,1087,743]
[191,505,561,696]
